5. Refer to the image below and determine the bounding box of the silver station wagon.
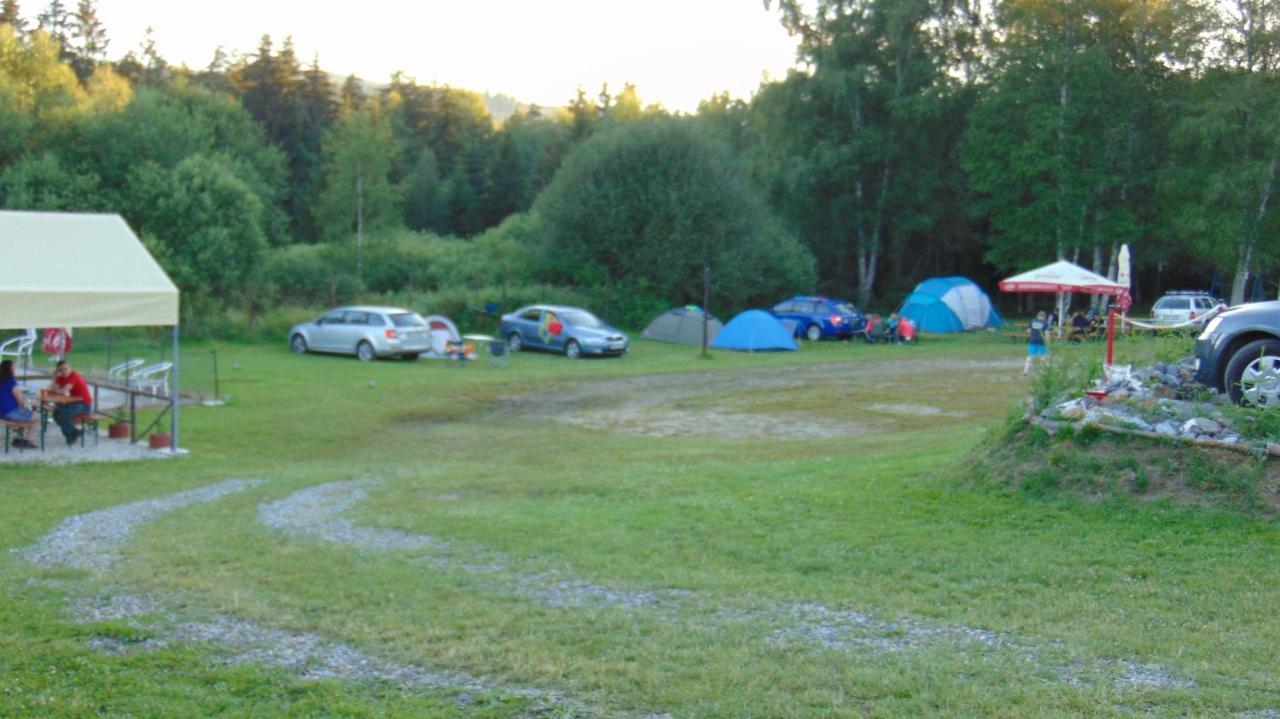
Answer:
[289,306,432,361]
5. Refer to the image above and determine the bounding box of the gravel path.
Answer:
[0,437,178,466]
[14,480,651,718]
[13,479,262,571]
[259,481,686,608]
[263,479,1197,692]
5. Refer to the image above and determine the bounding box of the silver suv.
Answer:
[1151,292,1223,327]
[289,306,432,361]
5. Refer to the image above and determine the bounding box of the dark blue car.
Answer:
[770,296,866,341]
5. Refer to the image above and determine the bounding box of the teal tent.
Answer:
[898,277,1004,333]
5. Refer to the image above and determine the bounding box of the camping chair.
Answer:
[487,339,508,367]
[131,361,173,397]
[108,358,146,384]
[0,328,36,372]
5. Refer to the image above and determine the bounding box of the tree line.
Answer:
[2,0,1278,333]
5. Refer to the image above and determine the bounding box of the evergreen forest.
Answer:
[3,0,1280,332]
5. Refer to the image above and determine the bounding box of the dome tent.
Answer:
[898,277,1003,333]
[642,306,723,345]
[710,310,798,352]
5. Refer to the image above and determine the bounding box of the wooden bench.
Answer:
[70,413,105,447]
[3,418,38,453]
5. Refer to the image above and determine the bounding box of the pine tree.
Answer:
[340,74,364,114]
[1,0,25,32]
[69,0,107,81]
[36,0,70,61]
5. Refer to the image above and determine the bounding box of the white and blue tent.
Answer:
[898,277,1003,333]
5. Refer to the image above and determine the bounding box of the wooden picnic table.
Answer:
[21,370,174,444]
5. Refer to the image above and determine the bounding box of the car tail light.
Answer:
[830,314,843,324]
[1189,310,1196,320]
[385,329,398,339]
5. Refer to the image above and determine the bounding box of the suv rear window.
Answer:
[1155,298,1190,310]
[389,313,425,328]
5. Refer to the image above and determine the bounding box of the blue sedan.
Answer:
[500,304,629,359]
[771,296,867,341]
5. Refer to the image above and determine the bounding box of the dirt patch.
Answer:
[499,358,1017,440]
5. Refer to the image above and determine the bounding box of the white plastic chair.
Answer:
[0,329,36,369]
[108,358,146,384]
[131,361,173,397]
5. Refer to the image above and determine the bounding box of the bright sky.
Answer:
[92,1,803,113]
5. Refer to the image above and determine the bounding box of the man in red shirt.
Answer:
[47,360,92,446]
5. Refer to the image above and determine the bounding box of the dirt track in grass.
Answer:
[498,357,1020,440]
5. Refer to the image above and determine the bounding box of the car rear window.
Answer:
[832,302,857,315]
[389,313,425,328]
[1155,298,1190,310]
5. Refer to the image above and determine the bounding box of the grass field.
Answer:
[1,332,1277,717]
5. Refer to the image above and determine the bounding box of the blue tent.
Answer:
[710,310,798,352]
[898,277,1004,333]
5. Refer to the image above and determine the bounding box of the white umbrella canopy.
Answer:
[999,260,1133,313]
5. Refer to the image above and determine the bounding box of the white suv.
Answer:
[1151,292,1222,327]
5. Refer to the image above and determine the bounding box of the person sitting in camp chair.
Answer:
[443,340,475,364]
[896,315,917,344]
[863,314,888,344]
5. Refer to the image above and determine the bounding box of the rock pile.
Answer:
[1038,359,1253,447]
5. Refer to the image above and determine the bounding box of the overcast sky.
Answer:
[89,1,803,112]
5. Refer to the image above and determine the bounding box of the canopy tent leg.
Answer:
[170,324,178,451]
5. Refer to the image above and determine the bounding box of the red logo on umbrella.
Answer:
[42,328,72,356]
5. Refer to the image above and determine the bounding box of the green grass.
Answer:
[2,332,1278,717]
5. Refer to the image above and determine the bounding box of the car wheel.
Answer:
[507,332,524,352]
[290,334,308,354]
[1226,338,1280,407]
[356,341,376,362]
[806,324,822,342]
[565,339,582,359]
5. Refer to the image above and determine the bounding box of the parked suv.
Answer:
[288,306,432,361]
[1194,300,1280,407]
[1152,291,1223,327]
[770,296,866,341]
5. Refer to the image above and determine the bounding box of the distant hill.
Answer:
[327,74,561,125]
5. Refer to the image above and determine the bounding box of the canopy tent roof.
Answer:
[999,260,1131,310]
[0,211,179,329]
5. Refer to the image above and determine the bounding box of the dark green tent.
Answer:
[641,306,723,345]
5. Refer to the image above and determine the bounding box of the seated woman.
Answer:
[1068,311,1093,343]
[0,359,37,449]
[897,316,917,343]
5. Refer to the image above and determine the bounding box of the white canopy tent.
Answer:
[999,259,1133,366]
[0,211,182,450]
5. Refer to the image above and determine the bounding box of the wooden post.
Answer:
[701,265,711,358]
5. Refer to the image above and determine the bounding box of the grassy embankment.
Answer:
[1,332,1277,717]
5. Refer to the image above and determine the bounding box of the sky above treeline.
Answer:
[93,0,803,112]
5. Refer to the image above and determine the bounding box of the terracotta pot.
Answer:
[148,433,171,449]
[108,422,129,440]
